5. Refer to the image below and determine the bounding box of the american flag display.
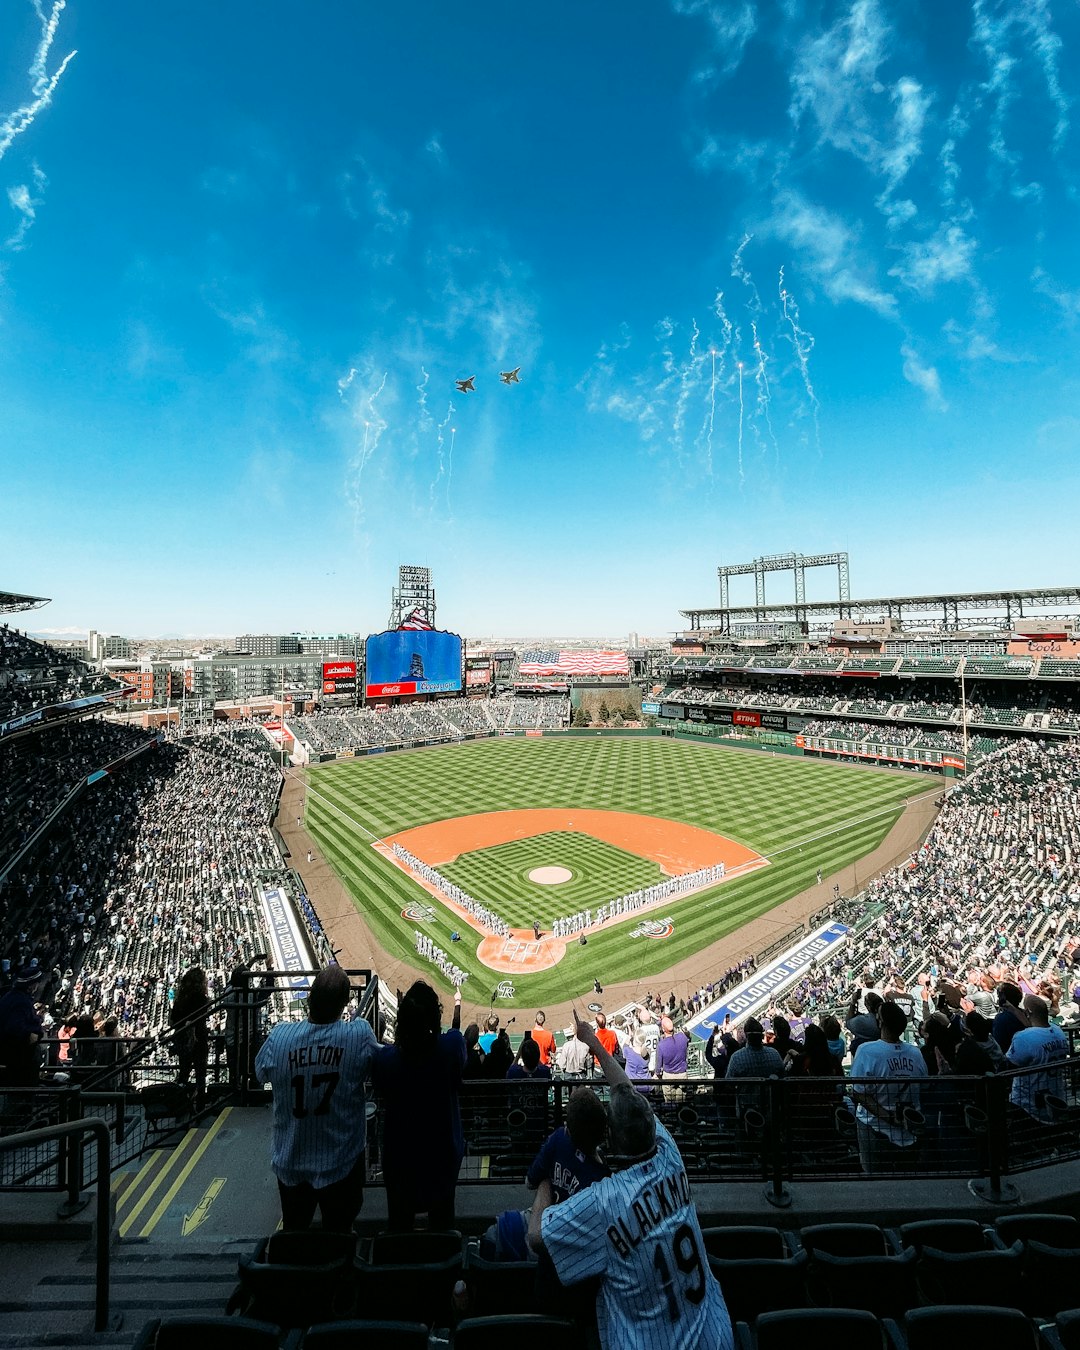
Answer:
[398,607,434,631]
[518,649,630,676]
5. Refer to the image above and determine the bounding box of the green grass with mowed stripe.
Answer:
[304,736,930,1007]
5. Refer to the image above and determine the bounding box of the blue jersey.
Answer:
[541,1120,733,1350]
[255,1016,377,1188]
[527,1125,609,1203]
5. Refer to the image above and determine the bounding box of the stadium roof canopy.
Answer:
[681,584,1080,634]
[0,589,51,615]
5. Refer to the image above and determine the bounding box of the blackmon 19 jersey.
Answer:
[541,1119,733,1350]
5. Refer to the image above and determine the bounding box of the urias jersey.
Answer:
[256,1016,377,1188]
[541,1120,733,1350]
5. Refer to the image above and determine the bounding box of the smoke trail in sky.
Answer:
[750,320,778,461]
[0,0,76,163]
[431,400,454,509]
[340,369,387,525]
[778,266,820,449]
[416,366,431,429]
[672,318,703,466]
[446,425,456,513]
[705,347,717,479]
[736,361,745,485]
[731,234,762,312]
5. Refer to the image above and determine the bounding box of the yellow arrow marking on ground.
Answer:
[181,1176,226,1236]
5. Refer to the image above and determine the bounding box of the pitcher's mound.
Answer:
[528,865,572,884]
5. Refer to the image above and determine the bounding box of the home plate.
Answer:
[529,866,572,884]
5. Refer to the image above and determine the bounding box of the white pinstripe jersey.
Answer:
[541,1120,733,1350]
[255,1016,377,1188]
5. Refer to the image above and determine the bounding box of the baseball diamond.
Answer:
[303,735,933,1007]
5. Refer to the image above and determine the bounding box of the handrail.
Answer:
[0,1117,112,1332]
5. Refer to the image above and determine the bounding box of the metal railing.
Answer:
[0,1116,111,1331]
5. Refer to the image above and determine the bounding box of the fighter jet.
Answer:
[455,376,475,393]
[499,367,521,385]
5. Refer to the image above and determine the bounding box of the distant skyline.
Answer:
[2,1,1079,639]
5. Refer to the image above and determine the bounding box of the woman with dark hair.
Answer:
[170,967,210,1109]
[786,1023,845,1164]
[373,980,466,1231]
[71,1014,101,1079]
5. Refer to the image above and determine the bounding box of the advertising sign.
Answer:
[322,660,357,695]
[660,704,682,719]
[761,711,786,729]
[641,700,661,715]
[732,709,761,727]
[364,629,463,697]
[465,668,491,686]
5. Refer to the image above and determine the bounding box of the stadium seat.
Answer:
[707,1250,809,1323]
[131,1316,281,1350]
[736,1307,888,1350]
[231,1233,356,1328]
[914,1243,1022,1308]
[1022,1239,1080,1318]
[800,1223,894,1257]
[464,1248,540,1316]
[353,1251,465,1327]
[1043,1309,1080,1350]
[450,1314,583,1350]
[297,1320,432,1349]
[896,1219,995,1253]
[889,1305,1038,1350]
[701,1226,794,1260]
[806,1247,918,1319]
[369,1229,464,1265]
[995,1214,1080,1249]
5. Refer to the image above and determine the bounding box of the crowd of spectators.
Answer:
[291,695,570,756]
[0,624,122,724]
[1,720,295,1077]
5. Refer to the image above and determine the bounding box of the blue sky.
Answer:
[1,0,1079,639]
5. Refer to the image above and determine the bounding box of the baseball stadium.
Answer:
[4,558,1080,1345]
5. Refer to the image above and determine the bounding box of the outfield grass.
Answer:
[304,736,930,1006]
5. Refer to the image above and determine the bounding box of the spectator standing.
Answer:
[170,967,210,1109]
[373,980,467,1232]
[992,983,1031,1054]
[850,1002,925,1174]
[478,1014,500,1054]
[624,1029,655,1093]
[530,1010,555,1067]
[529,1011,733,1350]
[594,1012,620,1060]
[255,965,377,1231]
[724,1018,785,1122]
[1007,994,1068,1123]
[0,966,44,1086]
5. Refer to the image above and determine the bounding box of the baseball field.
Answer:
[303,735,932,1006]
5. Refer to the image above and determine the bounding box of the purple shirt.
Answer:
[656,1030,689,1075]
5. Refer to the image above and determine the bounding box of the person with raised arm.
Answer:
[529,1010,733,1350]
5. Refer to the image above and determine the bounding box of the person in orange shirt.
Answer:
[531,1010,555,1067]
[594,1012,619,1060]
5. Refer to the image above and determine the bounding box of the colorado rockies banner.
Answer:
[685,920,850,1041]
[259,886,314,992]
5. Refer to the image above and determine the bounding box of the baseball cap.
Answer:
[744,1017,765,1039]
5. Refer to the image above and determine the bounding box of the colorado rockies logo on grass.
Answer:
[493,979,516,999]
[629,917,675,940]
[401,901,436,922]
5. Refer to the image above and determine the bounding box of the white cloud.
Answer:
[1031,266,1080,326]
[766,190,896,317]
[670,0,757,79]
[900,343,947,410]
[889,222,976,294]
